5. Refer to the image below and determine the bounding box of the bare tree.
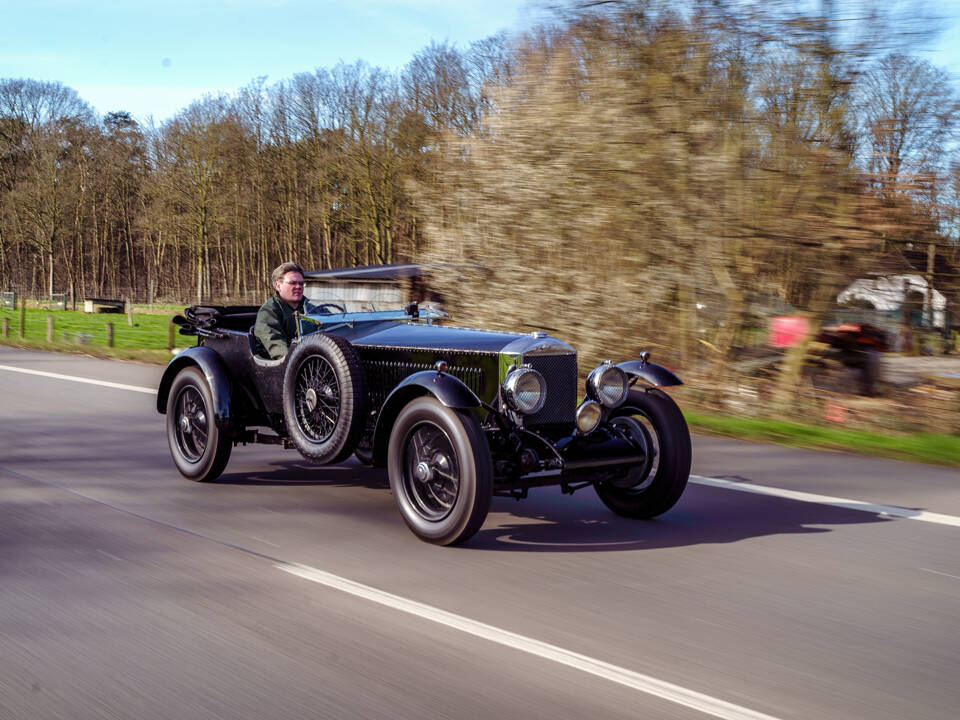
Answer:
[0,79,93,298]
[858,53,958,200]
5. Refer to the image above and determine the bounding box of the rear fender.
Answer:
[371,370,481,465]
[617,360,683,388]
[157,347,232,429]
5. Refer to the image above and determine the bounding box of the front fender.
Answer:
[156,346,232,428]
[370,370,482,465]
[617,360,683,388]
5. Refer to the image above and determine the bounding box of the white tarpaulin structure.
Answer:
[838,273,946,328]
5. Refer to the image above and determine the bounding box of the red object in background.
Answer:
[817,323,892,352]
[769,316,811,348]
[825,404,848,422]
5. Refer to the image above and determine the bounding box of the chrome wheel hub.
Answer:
[414,461,432,482]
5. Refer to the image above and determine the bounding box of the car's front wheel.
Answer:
[594,388,691,518]
[166,366,232,482]
[387,397,492,545]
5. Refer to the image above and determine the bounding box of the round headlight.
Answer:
[503,367,546,415]
[586,363,629,408]
[575,400,603,435]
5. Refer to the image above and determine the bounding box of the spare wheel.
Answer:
[282,333,367,464]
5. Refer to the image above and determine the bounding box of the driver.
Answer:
[254,261,312,359]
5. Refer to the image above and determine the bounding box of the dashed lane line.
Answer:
[277,561,783,720]
[690,476,960,528]
[0,363,155,394]
[920,568,960,581]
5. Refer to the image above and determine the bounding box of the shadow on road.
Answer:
[465,482,896,552]
[194,461,902,553]
[1,415,909,554]
[215,459,389,489]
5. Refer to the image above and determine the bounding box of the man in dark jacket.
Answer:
[254,261,309,359]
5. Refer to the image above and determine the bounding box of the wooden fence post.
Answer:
[46,315,54,343]
[18,300,25,339]
[2,317,8,339]
[167,319,175,351]
[106,322,114,348]
[127,297,134,327]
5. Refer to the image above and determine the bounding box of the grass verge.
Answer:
[1,306,177,351]
[686,410,960,468]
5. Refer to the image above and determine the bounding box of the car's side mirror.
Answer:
[404,301,419,319]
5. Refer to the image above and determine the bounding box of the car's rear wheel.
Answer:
[282,333,367,464]
[594,388,690,518]
[166,366,232,482]
[387,397,492,545]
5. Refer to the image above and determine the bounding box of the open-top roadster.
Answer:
[158,302,691,545]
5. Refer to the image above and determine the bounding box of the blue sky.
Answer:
[0,0,535,123]
[1,0,959,125]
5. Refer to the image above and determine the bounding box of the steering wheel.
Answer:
[313,302,346,314]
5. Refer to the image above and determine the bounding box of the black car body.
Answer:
[158,303,691,545]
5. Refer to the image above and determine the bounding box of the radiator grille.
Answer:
[523,353,577,426]
[364,360,485,408]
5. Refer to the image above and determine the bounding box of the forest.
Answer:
[1,0,958,429]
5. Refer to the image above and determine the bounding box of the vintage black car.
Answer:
[158,302,692,545]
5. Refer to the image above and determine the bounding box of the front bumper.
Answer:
[493,427,645,489]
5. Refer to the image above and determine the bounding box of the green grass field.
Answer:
[1,306,177,349]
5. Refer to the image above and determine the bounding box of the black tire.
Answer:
[387,397,492,545]
[594,388,691,519]
[166,366,232,482]
[282,333,367,464]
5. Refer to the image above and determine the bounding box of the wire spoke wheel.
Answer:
[294,356,341,442]
[403,422,461,521]
[282,333,366,464]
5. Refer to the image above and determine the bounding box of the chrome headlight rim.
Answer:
[575,400,603,435]
[586,363,629,408]
[503,367,547,415]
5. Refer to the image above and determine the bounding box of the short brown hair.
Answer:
[271,261,304,286]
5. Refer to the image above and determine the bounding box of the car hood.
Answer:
[333,321,573,356]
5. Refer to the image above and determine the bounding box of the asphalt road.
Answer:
[1,346,958,720]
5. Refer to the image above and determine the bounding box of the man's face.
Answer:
[276,271,304,308]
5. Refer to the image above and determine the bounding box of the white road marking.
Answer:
[250,536,281,548]
[277,561,782,720]
[920,568,960,581]
[690,476,960,528]
[0,364,155,394]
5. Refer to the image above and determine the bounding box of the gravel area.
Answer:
[882,354,960,387]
